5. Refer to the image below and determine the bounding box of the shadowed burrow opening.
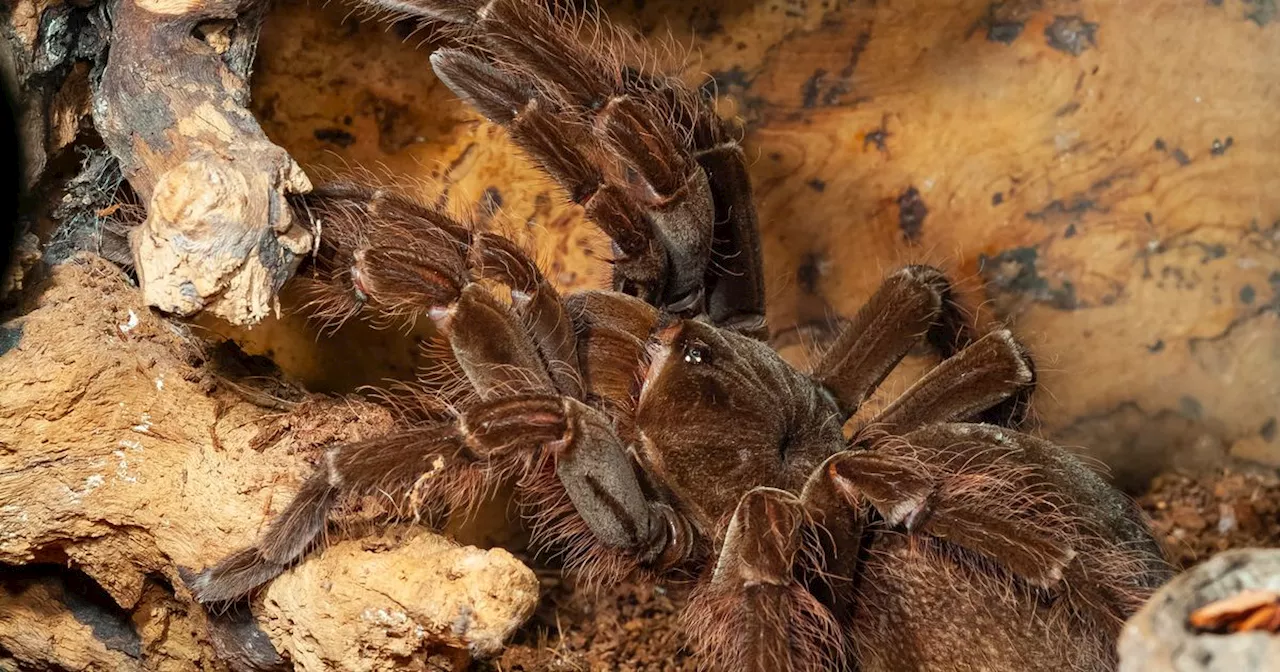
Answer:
[0,559,143,661]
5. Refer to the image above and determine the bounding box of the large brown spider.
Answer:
[193,1,1172,669]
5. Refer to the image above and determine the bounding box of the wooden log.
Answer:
[0,256,538,672]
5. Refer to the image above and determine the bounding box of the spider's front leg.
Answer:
[462,392,693,571]
[192,424,477,603]
[194,186,691,602]
[814,265,1037,429]
[191,383,686,604]
[367,0,767,334]
[434,284,698,579]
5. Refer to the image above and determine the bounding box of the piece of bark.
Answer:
[0,575,144,672]
[1,0,109,191]
[93,0,313,325]
[1,231,39,300]
[259,528,539,672]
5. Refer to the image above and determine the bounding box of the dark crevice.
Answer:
[0,562,142,659]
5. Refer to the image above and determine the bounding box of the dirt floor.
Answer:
[1141,469,1280,570]
[481,467,1280,672]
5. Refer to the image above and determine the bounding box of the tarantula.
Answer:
[193,1,1172,669]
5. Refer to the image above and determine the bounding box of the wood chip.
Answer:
[1189,590,1280,633]
[1234,604,1280,633]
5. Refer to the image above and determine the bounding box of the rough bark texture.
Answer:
[0,573,146,672]
[2,0,315,324]
[0,257,537,671]
[216,0,1280,490]
[1119,548,1280,671]
[0,0,105,192]
[92,0,314,325]
[0,231,39,300]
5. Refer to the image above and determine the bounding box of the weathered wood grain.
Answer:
[241,0,1279,486]
[0,257,536,671]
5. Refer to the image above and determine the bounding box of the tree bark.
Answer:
[2,0,314,324]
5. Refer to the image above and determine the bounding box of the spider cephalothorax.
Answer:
[193,2,1171,670]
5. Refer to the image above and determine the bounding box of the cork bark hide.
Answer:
[4,0,316,324]
[213,0,1280,490]
[0,257,538,671]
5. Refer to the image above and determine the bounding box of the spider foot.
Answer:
[191,425,474,604]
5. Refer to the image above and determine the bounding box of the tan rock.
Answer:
[260,528,538,671]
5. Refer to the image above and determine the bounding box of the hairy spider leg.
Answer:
[684,423,1171,672]
[812,264,1037,429]
[194,186,694,602]
[368,0,765,334]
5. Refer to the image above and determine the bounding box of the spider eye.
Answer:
[682,340,712,365]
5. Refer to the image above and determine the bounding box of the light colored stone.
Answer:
[260,528,539,671]
[1119,548,1280,672]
